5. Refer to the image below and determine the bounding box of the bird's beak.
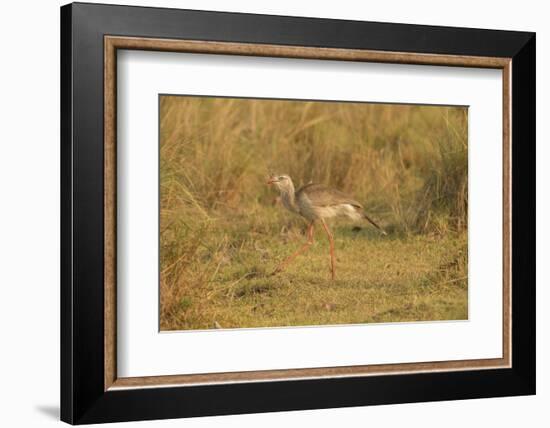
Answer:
[267,178,278,185]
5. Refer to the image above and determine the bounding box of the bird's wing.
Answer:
[296,183,363,208]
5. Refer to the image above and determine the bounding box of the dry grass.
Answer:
[159,95,468,331]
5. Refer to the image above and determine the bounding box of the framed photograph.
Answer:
[60,2,535,424]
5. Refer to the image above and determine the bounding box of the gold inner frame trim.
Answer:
[104,35,512,391]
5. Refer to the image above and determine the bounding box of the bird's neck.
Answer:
[280,185,298,213]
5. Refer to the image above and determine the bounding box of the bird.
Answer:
[267,174,386,279]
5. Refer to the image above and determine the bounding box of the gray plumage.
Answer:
[268,174,386,233]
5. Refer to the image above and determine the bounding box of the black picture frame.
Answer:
[61,2,535,424]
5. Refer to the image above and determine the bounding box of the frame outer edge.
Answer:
[510,33,536,392]
[74,2,533,57]
[63,3,536,423]
[60,3,75,424]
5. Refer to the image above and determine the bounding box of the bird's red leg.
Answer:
[321,219,336,280]
[272,222,315,275]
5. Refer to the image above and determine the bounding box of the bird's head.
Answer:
[267,174,294,192]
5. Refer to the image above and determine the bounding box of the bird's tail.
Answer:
[364,213,387,236]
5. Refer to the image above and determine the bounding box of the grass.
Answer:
[159,95,468,331]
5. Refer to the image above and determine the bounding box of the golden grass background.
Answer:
[160,95,468,331]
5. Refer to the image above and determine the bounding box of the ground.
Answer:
[160,213,467,330]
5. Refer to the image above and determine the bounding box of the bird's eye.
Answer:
[279,176,286,180]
